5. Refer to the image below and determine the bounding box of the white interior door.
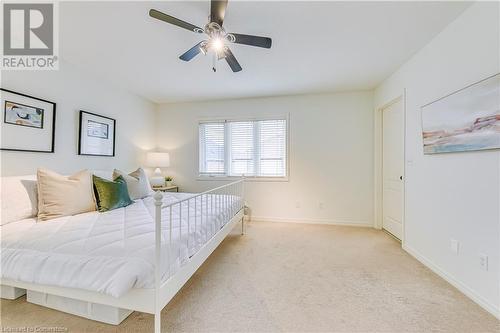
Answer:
[382,98,404,240]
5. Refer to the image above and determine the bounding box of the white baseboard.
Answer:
[403,244,500,320]
[248,216,373,227]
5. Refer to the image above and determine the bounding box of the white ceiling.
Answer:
[60,1,470,103]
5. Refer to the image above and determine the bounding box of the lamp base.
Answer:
[150,176,165,187]
[150,167,164,187]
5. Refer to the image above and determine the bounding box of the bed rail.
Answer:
[153,179,245,333]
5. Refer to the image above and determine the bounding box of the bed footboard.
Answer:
[153,179,244,333]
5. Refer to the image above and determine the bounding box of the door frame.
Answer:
[373,91,407,244]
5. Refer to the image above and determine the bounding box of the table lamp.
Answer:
[146,152,170,187]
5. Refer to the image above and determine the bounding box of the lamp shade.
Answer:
[146,152,170,168]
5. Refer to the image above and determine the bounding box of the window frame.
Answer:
[197,114,290,182]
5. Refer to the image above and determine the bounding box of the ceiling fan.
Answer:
[149,0,272,73]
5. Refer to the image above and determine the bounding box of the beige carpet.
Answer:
[1,222,498,332]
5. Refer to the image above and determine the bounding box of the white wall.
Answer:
[156,91,374,226]
[1,60,156,176]
[374,2,499,317]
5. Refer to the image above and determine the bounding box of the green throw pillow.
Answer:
[93,175,134,212]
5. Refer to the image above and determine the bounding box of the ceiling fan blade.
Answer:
[210,0,228,26]
[179,42,205,61]
[224,47,242,72]
[228,33,272,49]
[149,9,203,33]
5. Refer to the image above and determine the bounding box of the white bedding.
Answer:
[0,192,242,298]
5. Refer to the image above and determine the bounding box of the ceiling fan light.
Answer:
[200,43,209,55]
[211,38,224,52]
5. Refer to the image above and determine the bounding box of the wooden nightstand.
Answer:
[152,185,179,192]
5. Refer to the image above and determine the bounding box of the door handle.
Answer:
[399,176,403,181]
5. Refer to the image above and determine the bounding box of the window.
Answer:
[199,119,287,178]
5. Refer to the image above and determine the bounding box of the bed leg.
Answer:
[154,311,161,333]
[241,217,245,235]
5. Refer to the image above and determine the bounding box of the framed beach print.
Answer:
[78,110,116,156]
[0,88,56,153]
[421,73,500,154]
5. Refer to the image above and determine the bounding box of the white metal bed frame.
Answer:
[1,179,245,333]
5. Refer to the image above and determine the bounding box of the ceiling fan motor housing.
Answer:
[205,22,225,38]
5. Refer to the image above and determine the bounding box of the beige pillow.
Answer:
[37,169,96,221]
[113,168,154,200]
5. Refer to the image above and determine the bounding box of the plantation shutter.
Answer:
[258,119,286,176]
[228,121,256,176]
[199,122,225,175]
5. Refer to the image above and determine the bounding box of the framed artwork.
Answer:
[78,111,116,156]
[0,88,56,153]
[421,73,500,154]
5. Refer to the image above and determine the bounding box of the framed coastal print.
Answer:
[78,111,116,156]
[0,88,56,153]
[421,73,500,154]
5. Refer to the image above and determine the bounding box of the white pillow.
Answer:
[0,175,38,225]
[113,168,153,200]
[37,168,96,221]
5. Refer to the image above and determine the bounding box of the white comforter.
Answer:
[0,192,242,297]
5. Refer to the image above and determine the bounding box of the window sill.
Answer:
[197,176,289,183]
